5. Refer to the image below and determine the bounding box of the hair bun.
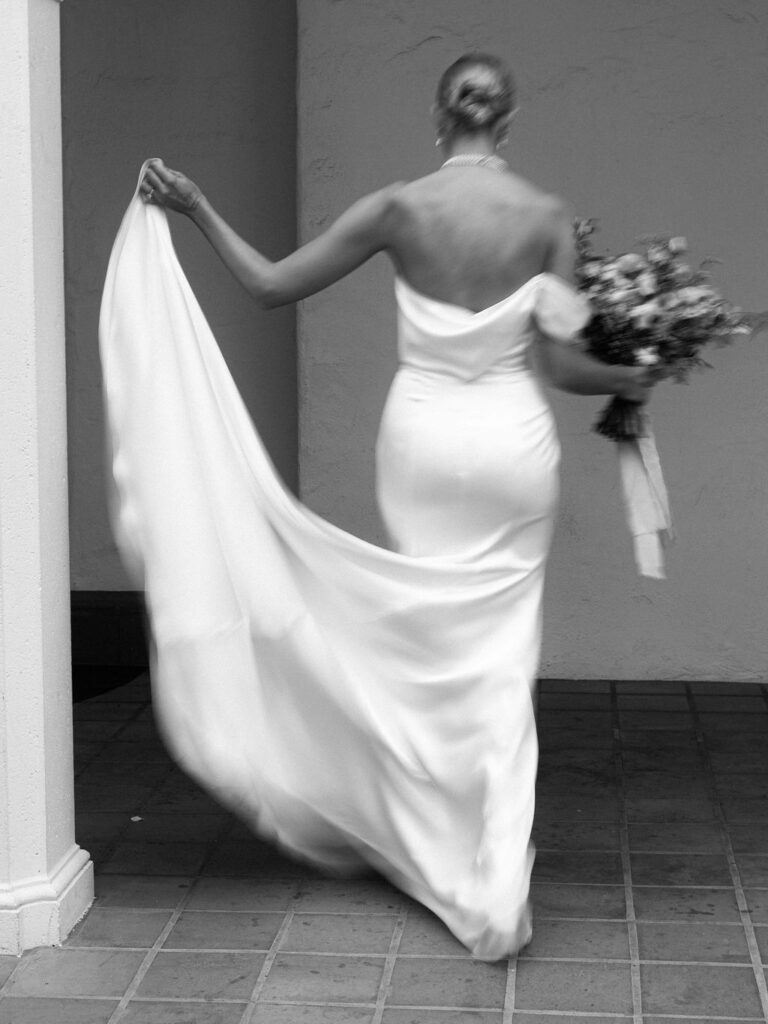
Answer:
[453,83,497,129]
[437,57,515,135]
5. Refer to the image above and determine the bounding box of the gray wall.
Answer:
[297,1,768,680]
[62,0,298,591]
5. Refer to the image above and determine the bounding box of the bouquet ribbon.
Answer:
[616,414,673,579]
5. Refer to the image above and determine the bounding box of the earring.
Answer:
[435,137,444,148]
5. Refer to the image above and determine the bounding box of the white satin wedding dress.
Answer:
[99,178,590,961]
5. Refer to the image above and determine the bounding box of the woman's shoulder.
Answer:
[391,166,567,215]
[371,171,574,271]
[504,172,569,220]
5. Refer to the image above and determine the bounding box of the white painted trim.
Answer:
[0,845,94,955]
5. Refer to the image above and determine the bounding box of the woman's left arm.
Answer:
[534,203,653,401]
[141,158,401,308]
[536,338,652,400]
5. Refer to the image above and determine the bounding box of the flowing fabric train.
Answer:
[100,175,596,958]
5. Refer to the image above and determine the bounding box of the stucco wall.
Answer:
[62,0,297,591]
[297,1,768,679]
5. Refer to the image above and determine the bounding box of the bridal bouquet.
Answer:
[573,219,749,441]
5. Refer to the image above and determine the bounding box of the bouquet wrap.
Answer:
[616,418,673,579]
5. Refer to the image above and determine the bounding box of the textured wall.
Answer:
[297,0,768,679]
[62,0,297,590]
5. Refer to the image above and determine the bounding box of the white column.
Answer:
[0,0,94,954]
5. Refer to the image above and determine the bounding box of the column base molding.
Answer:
[0,844,94,955]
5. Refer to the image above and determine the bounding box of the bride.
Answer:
[108,53,650,960]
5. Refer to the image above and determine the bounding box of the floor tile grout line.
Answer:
[247,998,513,1013]
[639,1018,768,1024]
[48,946,768,966]
[535,847,727,855]
[5,993,718,1020]
[12,987,757,1021]
[501,951,518,1024]
[103,880,195,1024]
[2,991,759,1019]
[73,699,154,778]
[536,915,752,925]
[237,906,297,1024]
[524,956,761,967]
[536,881,768,890]
[0,993,248,1005]
[685,682,768,1024]
[369,908,408,1024]
[19,946,768,962]
[165,811,238,882]
[63,906,768,923]
[495,1013,762,1022]
[611,681,643,1024]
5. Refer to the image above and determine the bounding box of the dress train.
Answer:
[99,174,592,959]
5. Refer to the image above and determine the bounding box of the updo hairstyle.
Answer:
[435,53,516,137]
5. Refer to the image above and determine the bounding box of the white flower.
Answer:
[676,285,716,305]
[608,287,635,304]
[647,245,668,266]
[636,271,657,296]
[673,265,692,285]
[630,300,661,329]
[635,346,660,366]
[581,260,603,279]
[615,253,646,276]
[599,266,623,285]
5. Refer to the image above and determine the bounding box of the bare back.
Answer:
[385,168,568,313]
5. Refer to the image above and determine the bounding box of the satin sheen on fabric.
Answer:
[99,177,591,960]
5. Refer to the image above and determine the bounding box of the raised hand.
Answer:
[140,158,203,215]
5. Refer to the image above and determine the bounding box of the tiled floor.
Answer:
[2,677,768,1022]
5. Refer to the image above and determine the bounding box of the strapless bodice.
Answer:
[395,272,591,381]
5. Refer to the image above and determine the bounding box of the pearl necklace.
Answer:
[441,154,509,173]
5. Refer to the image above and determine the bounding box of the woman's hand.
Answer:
[140,158,203,216]
[616,365,656,404]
